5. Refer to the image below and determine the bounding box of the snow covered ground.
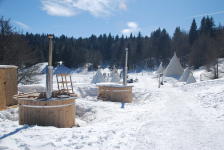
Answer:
[1,71,224,150]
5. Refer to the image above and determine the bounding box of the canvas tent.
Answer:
[179,67,190,82]
[92,69,106,84]
[110,67,120,83]
[156,62,163,74]
[186,72,196,84]
[164,53,184,78]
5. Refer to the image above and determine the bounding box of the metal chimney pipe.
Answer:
[123,48,128,86]
[46,34,54,99]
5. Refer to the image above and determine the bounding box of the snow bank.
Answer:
[0,108,18,121]
[74,84,98,98]
[181,78,224,120]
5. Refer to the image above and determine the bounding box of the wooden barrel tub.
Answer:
[97,83,133,103]
[18,97,75,128]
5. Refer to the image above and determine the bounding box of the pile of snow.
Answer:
[0,108,18,121]
[181,78,224,116]
[91,69,106,84]
[41,64,74,75]
[18,84,46,93]
[74,84,98,98]
[32,62,48,74]
[164,53,184,78]
[54,64,73,74]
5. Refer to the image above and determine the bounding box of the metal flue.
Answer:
[46,34,54,99]
[123,48,128,86]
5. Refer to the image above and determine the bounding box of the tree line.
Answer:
[1,16,224,72]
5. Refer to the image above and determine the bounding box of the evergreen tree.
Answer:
[189,19,198,45]
[200,16,215,36]
[172,27,190,66]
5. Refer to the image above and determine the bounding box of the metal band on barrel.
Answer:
[104,90,130,92]
[19,103,75,108]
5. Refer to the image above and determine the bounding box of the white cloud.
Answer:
[41,0,77,17]
[121,21,140,35]
[190,10,224,18]
[119,0,127,10]
[41,0,128,17]
[14,21,30,30]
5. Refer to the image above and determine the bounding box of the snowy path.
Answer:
[133,87,224,150]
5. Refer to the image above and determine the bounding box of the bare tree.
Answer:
[0,16,37,84]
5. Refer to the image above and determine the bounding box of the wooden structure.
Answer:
[97,84,133,103]
[56,74,74,94]
[16,94,75,128]
[0,65,18,109]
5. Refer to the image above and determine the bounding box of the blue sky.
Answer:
[1,0,224,37]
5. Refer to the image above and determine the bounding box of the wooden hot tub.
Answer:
[97,83,133,103]
[17,96,75,128]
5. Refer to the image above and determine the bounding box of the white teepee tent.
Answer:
[156,62,163,74]
[186,72,196,84]
[92,69,106,84]
[179,67,190,82]
[164,53,184,78]
[110,67,120,82]
[111,72,120,82]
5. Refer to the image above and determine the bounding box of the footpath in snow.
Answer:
[134,87,224,150]
[0,73,224,150]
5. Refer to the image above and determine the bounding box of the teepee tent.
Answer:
[186,72,196,84]
[164,53,184,78]
[92,69,106,84]
[179,67,190,82]
[110,67,120,83]
[156,62,163,74]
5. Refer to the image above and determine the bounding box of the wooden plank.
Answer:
[5,69,17,106]
[0,70,6,108]
[70,75,74,93]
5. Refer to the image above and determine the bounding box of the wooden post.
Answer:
[161,73,163,85]
[70,75,74,93]
[158,73,163,88]
[0,66,18,108]
[158,74,161,88]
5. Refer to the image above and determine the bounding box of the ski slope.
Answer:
[1,72,224,150]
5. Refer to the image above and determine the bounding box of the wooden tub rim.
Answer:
[19,102,75,109]
[18,97,76,109]
[97,83,133,88]
[16,96,76,101]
